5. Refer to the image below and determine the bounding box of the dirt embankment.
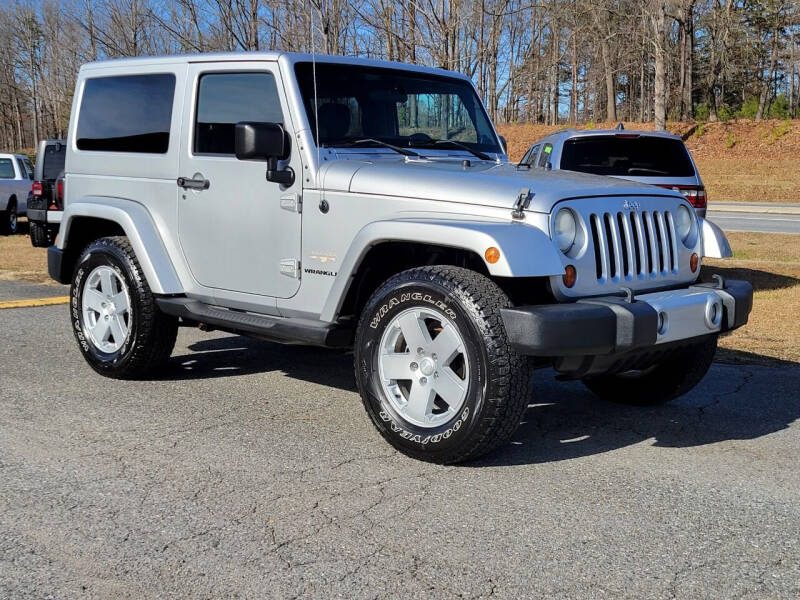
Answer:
[498,120,800,204]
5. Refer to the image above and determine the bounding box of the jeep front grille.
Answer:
[589,210,678,282]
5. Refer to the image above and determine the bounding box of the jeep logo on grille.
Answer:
[622,199,640,210]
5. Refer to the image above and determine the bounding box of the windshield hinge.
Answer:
[511,188,533,219]
[280,193,302,213]
[280,259,301,279]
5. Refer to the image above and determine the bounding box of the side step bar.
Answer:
[155,297,352,348]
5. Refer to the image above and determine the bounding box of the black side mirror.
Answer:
[235,122,294,186]
[498,135,508,154]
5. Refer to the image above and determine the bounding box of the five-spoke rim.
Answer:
[81,265,131,354]
[378,306,470,428]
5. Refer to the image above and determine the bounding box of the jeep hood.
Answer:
[319,157,681,213]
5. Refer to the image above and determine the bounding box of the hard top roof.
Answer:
[78,51,469,81]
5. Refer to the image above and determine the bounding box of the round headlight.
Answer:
[554,208,577,253]
[676,205,693,243]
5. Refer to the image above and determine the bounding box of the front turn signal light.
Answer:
[690,253,699,273]
[563,265,577,288]
[485,247,501,264]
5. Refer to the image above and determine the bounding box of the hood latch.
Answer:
[511,188,533,219]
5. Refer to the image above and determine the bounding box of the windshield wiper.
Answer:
[628,167,668,175]
[419,139,492,161]
[334,138,422,157]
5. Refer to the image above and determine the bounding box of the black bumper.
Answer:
[47,246,70,284]
[500,278,753,357]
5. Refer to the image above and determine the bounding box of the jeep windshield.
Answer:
[295,62,501,156]
[560,135,695,177]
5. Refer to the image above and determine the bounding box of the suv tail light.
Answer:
[657,185,707,209]
[51,178,64,210]
[32,181,43,196]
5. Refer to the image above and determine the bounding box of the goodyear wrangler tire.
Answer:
[71,236,178,379]
[582,335,718,405]
[354,266,533,464]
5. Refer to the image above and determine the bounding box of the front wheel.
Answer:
[582,336,718,405]
[71,236,178,379]
[354,266,532,464]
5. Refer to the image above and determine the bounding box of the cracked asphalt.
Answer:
[2,293,799,598]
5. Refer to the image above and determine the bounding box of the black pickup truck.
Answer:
[28,139,65,247]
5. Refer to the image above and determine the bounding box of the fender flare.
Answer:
[60,197,182,294]
[320,218,564,322]
[700,218,733,259]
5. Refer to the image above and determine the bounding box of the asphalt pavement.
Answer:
[707,211,800,234]
[1,287,799,598]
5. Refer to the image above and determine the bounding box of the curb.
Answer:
[708,204,800,216]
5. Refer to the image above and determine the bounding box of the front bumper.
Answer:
[501,277,752,363]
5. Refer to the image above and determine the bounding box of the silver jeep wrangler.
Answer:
[49,52,752,463]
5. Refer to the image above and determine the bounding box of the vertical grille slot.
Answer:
[603,213,618,279]
[665,211,678,272]
[641,212,655,275]
[653,212,665,273]
[590,214,603,279]
[617,212,632,277]
[629,212,643,275]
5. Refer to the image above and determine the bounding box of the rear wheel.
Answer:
[582,336,718,405]
[355,266,532,464]
[29,221,55,247]
[71,236,178,379]
[1,200,17,235]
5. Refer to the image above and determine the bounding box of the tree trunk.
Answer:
[601,37,616,122]
[652,1,667,130]
[756,27,779,121]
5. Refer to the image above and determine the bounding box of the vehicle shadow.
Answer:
[163,334,357,391]
[700,265,799,292]
[164,333,800,468]
[468,358,800,467]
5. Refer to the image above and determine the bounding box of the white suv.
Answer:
[48,52,752,463]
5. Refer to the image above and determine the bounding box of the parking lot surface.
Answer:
[1,297,799,599]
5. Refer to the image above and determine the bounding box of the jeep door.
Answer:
[177,63,302,299]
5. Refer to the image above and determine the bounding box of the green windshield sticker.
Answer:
[544,146,552,154]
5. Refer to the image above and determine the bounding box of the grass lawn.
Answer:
[704,232,800,365]
[1,229,797,365]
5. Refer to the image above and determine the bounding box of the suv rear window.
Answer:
[42,144,65,180]
[76,74,176,153]
[560,135,694,177]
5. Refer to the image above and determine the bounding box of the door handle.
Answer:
[177,176,210,190]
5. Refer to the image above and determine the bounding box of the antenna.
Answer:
[310,0,321,169]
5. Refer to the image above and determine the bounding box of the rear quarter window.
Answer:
[42,145,65,180]
[76,74,176,153]
[561,136,695,177]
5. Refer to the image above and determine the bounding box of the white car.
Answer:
[0,153,34,234]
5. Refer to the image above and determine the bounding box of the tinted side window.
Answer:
[42,144,66,180]
[20,158,34,179]
[0,158,13,179]
[76,74,176,153]
[538,143,553,167]
[194,72,283,155]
